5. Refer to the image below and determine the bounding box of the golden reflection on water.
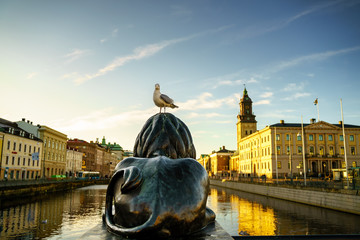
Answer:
[230,194,276,236]
[0,185,107,239]
[208,188,277,236]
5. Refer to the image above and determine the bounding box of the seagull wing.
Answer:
[160,94,173,104]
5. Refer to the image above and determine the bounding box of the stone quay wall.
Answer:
[210,179,360,215]
[0,179,109,208]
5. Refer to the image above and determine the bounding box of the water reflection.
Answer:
[207,186,360,236]
[0,185,107,239]
[1,185,360,239]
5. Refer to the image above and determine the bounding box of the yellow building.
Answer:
[0,118,42,180]
[39,125,67,178]
[231,88,360,179]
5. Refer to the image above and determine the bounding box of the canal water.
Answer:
[1,185,360,239]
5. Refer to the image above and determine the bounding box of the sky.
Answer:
[1,0,360,158]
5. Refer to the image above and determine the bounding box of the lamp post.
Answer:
[288,133,292,183]
[340,99,349,188]
[275,127,278,184]
[297,116,306,186]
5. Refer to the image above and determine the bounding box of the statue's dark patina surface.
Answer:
[104,113,215,238]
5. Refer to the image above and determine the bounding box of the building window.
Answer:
[7,140,10,150]
[328,135,333,141]
[309,135,313,141]
[24,144,27,152]
[340,147,344,155]
[276,134,280,141]
[319,146,324,155]
[329,146,334,155]
[29,146,32,153]
[351,147,355,155]
[286,134,290,141]
[277,146,281,155]
[12,157,15,165]
[245,130,248,135]
[18,157,20,165]
[319,135,323,141]
[6,156,9,165]
[28,158,31,166]
[23,158,25,165]
[309,146,314,155]
[44,139,47,147]
[340,135,344,141]
[19,143,22,152]
[13,142,16,151]
[297,135,301,141]
[277,161,281,169]
[287,146,290,154]
[297,146,302,154]
[350,135,354,141]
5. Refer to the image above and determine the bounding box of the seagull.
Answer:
[153,83,178,113]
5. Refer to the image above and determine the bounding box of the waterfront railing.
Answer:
[211,175,360,190]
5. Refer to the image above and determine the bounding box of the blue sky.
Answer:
[1,0,360,157]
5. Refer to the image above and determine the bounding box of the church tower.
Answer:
[236,87,257,147]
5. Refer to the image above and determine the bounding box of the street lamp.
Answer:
[297,115,306,186]
[288,133,293,183]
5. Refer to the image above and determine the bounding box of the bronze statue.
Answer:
[104,113,215,238]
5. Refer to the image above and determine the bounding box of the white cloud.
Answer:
[178,92,239,110]
[71,26,232,85]
[260,92,273,98]
[212,76,259,89]
[100,38,107,44]
[51,107,156,133]
[64,49,91,63]
[236,1,343,40]
[282,92,310,101]
[282,82,305,92]
[273,46,360,73]
[26,72,37,79]
[307,73,315,78]
[186,112,221,119]
[112,28,118,37]
[253,100,270,105]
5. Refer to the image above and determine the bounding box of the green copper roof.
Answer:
[100,136,123,151]
[243,87,248,96]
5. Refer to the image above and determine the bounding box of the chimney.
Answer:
[280,120,285,124]
[222,146,225,150]
[310,118,316,124]
[22,118,25,122]
[27,120,30,123]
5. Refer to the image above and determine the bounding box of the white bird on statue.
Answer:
[153,83,178,113]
